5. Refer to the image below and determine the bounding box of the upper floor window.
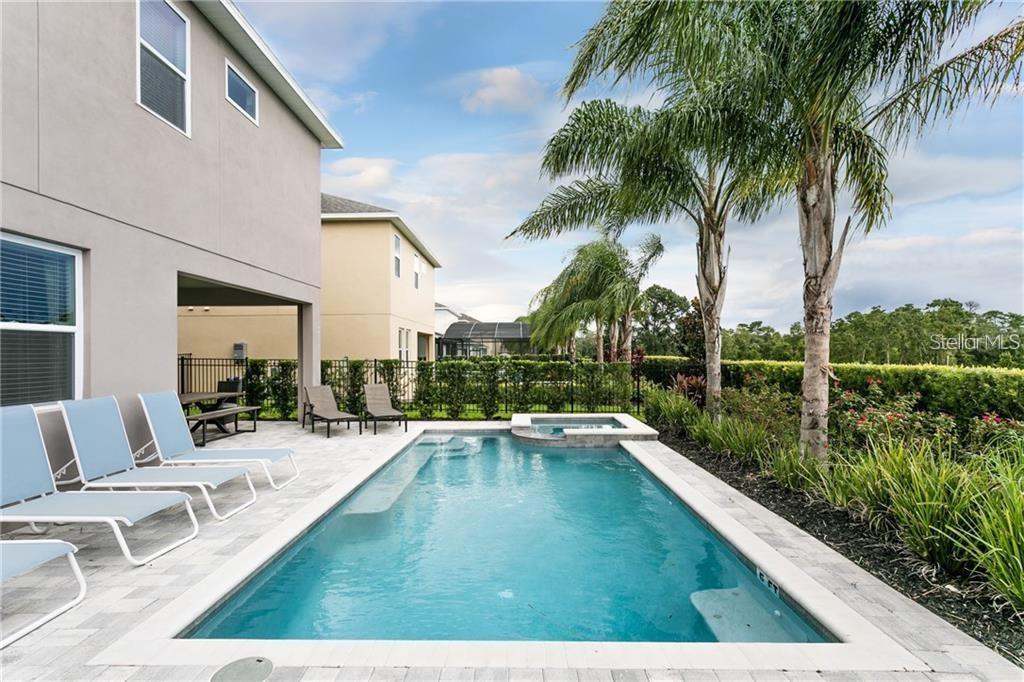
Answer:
[226,60,259,124]
[393,234,401,278]
[414,254,420,289]
[0,234,83,406]
[137,0,190,135]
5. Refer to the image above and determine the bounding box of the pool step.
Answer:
[342,449,434,515]
[690,587,809,642]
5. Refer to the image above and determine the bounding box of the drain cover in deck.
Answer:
[211,657,273,682]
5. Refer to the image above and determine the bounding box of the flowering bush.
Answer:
[831,379,957,448]
[967,413,1024,447]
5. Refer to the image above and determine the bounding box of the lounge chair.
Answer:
[304,385,362,437]
[139,391,299,490]
[0,405,198,566]
[363,383,408,434]
[61,396,257,521]
[0,540,87,649]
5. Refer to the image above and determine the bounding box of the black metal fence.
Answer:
[177,356,642,420]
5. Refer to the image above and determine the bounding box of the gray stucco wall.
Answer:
[1,1,324,461]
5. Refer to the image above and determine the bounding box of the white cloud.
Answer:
[459,67,546,113]
[305,88,378,115]
[236,2,426,84]
[322,158,398,196]
[887,150,1022,207]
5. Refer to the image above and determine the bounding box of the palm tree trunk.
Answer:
[696,214,727,418]
[797,154,851,461]
[618,309,626,360]
[609,320,620,362]
[568,334,577,360]
[595,318,605,364]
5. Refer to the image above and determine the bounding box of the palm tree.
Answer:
[510,100,776,415]
[529,235,664,363]
[563,1,1023,459]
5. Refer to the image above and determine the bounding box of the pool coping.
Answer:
[510,412,658,448]
[92,428,928,672]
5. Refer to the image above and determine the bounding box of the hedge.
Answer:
[639,356,1024,422]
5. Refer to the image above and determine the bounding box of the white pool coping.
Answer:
[93,430,927,672]
[510,412,659,446]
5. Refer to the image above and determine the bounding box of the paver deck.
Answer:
[1,422,1020,681]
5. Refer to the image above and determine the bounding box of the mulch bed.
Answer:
[660,434,1024,668]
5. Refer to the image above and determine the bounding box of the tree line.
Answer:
[631,286,1023,369]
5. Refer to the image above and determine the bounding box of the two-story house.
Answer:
[1,0,342,440]
[177,193,441,361]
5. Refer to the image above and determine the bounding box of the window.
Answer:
[225,60,258,124]
[405,329,411,362]
[397,327,405,360]
[0,234,83,406]
[393,234,401,278]
[137,0,190,134]
[414,254,420,289]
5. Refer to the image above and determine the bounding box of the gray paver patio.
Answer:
[1,422,1021,681]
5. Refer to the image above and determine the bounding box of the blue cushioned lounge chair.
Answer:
[61,397,257,521]
[0,405,198,566]
[139,391,299,490]
[0,540,86,649]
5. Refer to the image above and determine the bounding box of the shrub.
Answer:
[967,413,1024,448]
[507,360,539,412]
[957,447,1024,609]
[414,361,437,419]
[268,360,297,418]
[767,446,823,491]
[343,359,366,414]
[688,412,770,462]
[539,361,572,412]
[475,359,502,419]
[884,440,979,576]
[721,379,799,448]
[642,387,700,436]
[831,382,958,449]
[638,357,1024,423]
[244,359,270,409]
[437,360,470,419]
[376,359,404,406]
[673,374,706,407]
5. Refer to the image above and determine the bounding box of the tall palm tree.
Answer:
[563,1,1023,458]
[510,100,776,414]
[529,235,664,363]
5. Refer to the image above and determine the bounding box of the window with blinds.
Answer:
[0,236,82,407]
[138,0,189,134]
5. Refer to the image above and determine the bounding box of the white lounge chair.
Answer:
[61,397,257,521]
[0,405,198,566]
[139,391,299,490]
[0,540,86,649]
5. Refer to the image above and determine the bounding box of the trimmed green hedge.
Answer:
[639,356,1024,421]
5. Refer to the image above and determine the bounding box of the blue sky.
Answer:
[239,1,1023,328]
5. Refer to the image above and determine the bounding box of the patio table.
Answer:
[179,392,244,435]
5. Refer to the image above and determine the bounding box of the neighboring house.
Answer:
[437,321,534,358]
[177,193,440,361]
[1,0,342,443]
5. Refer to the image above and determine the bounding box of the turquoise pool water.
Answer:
[188,434,828,642]
[531,417,621,436]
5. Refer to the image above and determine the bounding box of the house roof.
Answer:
[435,303,479,324]
[321,193,441,268]
[194,1,343,149]
[442,321,531,341]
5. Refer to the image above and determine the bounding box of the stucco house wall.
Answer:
[177,206,439,361]
[1,0,338,452]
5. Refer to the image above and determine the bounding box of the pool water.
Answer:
[531,417,621,436]
[188,435,827,643]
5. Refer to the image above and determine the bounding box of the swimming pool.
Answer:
[188,434,826,643]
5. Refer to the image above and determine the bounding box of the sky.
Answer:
[238,1,1024,329]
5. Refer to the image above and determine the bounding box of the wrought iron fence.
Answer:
[178,356,643,420]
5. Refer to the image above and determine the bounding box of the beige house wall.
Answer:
[177,218,437,360]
